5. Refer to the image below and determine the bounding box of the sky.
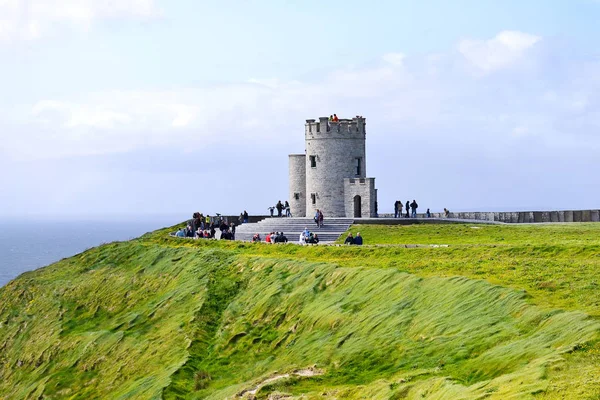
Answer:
[0,0,599,219]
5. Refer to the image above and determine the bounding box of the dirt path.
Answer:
[236,366,324,399]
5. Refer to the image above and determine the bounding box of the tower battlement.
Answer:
[290,114,377,218]
[305,116,366,139]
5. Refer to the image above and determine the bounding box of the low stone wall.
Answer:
[378,210,600,223]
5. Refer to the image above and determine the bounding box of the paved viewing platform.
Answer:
[234,216,500,243]
[172,208,600,244]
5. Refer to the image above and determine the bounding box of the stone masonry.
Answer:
[289,116,378,218]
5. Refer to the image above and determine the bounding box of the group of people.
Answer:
[313,209,324,228]
[174,212,237,240]
[394,200,420,218]
[268,201,292,218]
[344,232,363,245]
[261,232,288,243]
[299,227,319,245]
[238,210,249,224]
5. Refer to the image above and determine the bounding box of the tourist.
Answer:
[265,232,272,243]
[398,201,403,218]
[176,228,185,238]
[230,222,236,240]
[220,229,233,240]
[274,232,288,243]
[318,210,324,228]
[268,206,275,217]
[426,208,431,218]
[410,200,418,218]
[308,233,319,244]
[252,233,261,242]
[219,220,228,232]
[243,210,249,223]
[329,115,334,122]
[186,225,194,238]
[238,213,244,225]
[444,208,450,218]
[276,200,283,217]
[314,209,320,227]
[353,232,363,245]
[285,201,292,217]
[333,114,339,122]
[405,201,410,218]
[195,227,203,238]
[344,233,354,245]
[394,200,400,218]
[299,231,307,245]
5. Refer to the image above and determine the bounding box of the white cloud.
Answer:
[0,0,159,42]
[382,53,406,67]
[2,30,599,163]
[458,30,541,73]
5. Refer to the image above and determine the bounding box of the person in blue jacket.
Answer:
[353,232,363,245]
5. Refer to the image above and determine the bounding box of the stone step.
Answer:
[235,233,343,243]
[234,217,352,243]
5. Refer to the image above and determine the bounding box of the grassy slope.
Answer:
[0,223,598,399]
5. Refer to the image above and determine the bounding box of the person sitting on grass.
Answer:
[353,232,363,245]
[252,233,261,242]
[176,228,185,238]
[344,233,354,245]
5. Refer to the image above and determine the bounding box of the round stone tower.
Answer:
[304,116,367,217]
[288,154,306,218]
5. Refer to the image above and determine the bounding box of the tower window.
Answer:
[294,192,300,200]
[311,193,316,205]
[316,123,320,132]
[309,155,317,168]
[355,157,362,175]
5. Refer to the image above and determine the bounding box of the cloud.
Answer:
[2,30,599,164]
[458,30,541,73]
[2,30,600,215]
[0,0,159,42]
[382,53,406,67]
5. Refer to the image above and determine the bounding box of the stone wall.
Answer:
[378,209,600,223]
[343,178,377,218]
[304,116,368,217]
[288,154,306,217]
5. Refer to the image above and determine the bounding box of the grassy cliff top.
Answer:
[1,222,599,399]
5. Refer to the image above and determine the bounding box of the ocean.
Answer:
[0,218,178,287]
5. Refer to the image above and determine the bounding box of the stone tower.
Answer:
[288,116,377,218]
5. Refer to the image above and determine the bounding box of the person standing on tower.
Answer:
[394,200,400,218]
[333,114,339,122]
[405,201,410,218]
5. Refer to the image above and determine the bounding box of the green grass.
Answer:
[0,223,599,399]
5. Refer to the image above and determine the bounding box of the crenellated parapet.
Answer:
[305,116,366,139]
[289,114,377,218]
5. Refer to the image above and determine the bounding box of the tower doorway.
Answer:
[353,195,362,218]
